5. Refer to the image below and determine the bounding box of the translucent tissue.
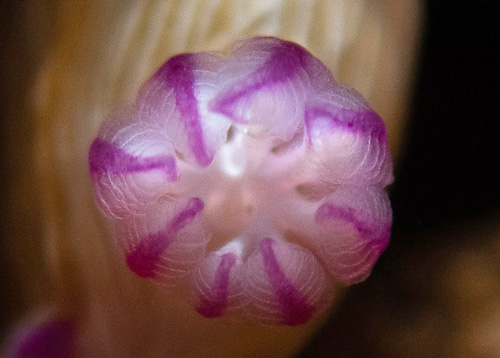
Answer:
[88,37,393,326]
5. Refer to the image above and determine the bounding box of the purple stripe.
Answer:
[156,54,211,166]
[315,203,390,246]
[89,138,177,181]
[166,197,204,234]
[213,41,308,122]
[126,197,204,278]
[196,253,236,318]
[304,106,387,145]
[126,233,168,278]
[259,238,314,326]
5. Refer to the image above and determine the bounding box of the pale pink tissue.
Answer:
[88,37,393,325]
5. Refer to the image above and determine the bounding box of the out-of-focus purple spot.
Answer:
[6,319,75,358]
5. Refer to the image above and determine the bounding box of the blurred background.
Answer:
[298,1,500,356]
[1,1,499,357]
[1,0,50,338]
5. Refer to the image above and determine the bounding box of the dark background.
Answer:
[1,0,499,356]
[392,0,499,233]
[0,0,50,338]
[299,0,500,356]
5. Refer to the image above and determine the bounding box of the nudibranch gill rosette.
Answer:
[88,37,393,326]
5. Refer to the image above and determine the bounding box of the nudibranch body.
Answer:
[88,37,393,326]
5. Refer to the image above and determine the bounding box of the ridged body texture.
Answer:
[88,37,393,325]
